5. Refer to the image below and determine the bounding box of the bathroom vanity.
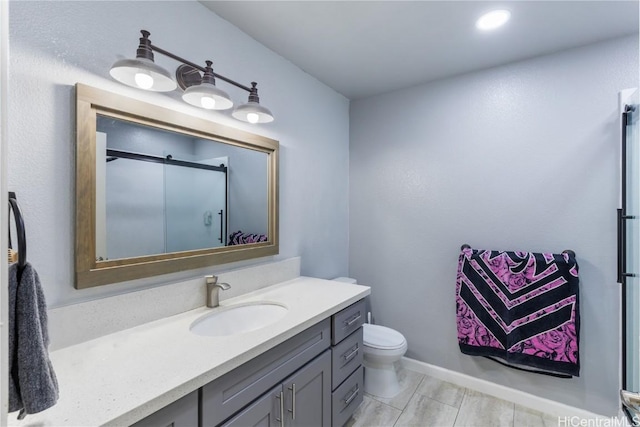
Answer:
[134,299,366,427]
[8,277,369,426]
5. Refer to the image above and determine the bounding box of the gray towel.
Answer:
[8,262,59,418]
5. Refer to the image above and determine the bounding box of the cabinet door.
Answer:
[283,349,331,427]
[130,391,198,427]
[221,385,284,427]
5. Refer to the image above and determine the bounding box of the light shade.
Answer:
[110,57,177,92]
[232,102,274,124]
[476,10,511,31]
[110,30,176,92]
[232,82,274,124]
[181,61,233,110]
[183,84,233,110]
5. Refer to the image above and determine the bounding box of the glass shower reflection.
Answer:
[95,117,230,261]
[164,154,227,253]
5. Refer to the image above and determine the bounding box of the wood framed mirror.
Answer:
[75,84,279,288]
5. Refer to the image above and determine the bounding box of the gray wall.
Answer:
[8,0,350,306]
[349,36,638,415]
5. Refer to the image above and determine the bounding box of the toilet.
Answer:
[332,277,408,399]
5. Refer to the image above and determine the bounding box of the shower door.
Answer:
[164,156,228,253]
[620,89,640,421]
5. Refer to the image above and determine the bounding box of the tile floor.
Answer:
[346,367,559,427]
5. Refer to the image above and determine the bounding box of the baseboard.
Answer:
[401,356,609,420]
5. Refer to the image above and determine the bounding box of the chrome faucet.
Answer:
[206,275,231,308]
[621,390,640,419]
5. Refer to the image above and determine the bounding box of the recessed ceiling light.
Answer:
[476,10,511,31]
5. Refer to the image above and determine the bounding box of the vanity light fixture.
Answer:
[109,30,274,123]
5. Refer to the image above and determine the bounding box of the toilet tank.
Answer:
[332,277,357,284]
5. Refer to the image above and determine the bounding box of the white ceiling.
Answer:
[201,1,639,100]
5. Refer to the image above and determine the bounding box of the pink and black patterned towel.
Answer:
[228,230,268,246]
[456,247,579,377]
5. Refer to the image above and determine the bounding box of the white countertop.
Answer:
[10,277,370,427]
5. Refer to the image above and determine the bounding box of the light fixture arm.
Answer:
[145,33,253,93]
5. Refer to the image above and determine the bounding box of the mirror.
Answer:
[75,84,279,288]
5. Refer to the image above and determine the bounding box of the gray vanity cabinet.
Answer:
[131,299,367,427]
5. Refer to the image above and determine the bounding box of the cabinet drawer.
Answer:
[131,391,198,427]
[202,319,331,427]
[332,299,365,345]
[331,328,363,390]
[331,366,364,427]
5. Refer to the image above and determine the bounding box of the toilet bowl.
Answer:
[332,277,408,399]
[362,323,407,398]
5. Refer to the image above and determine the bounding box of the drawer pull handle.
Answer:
[344,313,361,327]
[288,383,296,419]
[343,345,359,362]
[276,391,284,427]
[344,386,360,406]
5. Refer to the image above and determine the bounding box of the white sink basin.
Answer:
[190,302,288,337]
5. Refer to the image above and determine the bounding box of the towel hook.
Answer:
[8,192,27,279]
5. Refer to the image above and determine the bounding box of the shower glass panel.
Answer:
[625,96,640,394]
[164,155,227,253]
[104,157,165,260]
[97,115,232,259]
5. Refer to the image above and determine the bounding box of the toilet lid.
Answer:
[363,324,406,350]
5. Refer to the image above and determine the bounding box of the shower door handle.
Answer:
[618,208,637,283]
[619,208,625,284]
[218,210,223,244]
